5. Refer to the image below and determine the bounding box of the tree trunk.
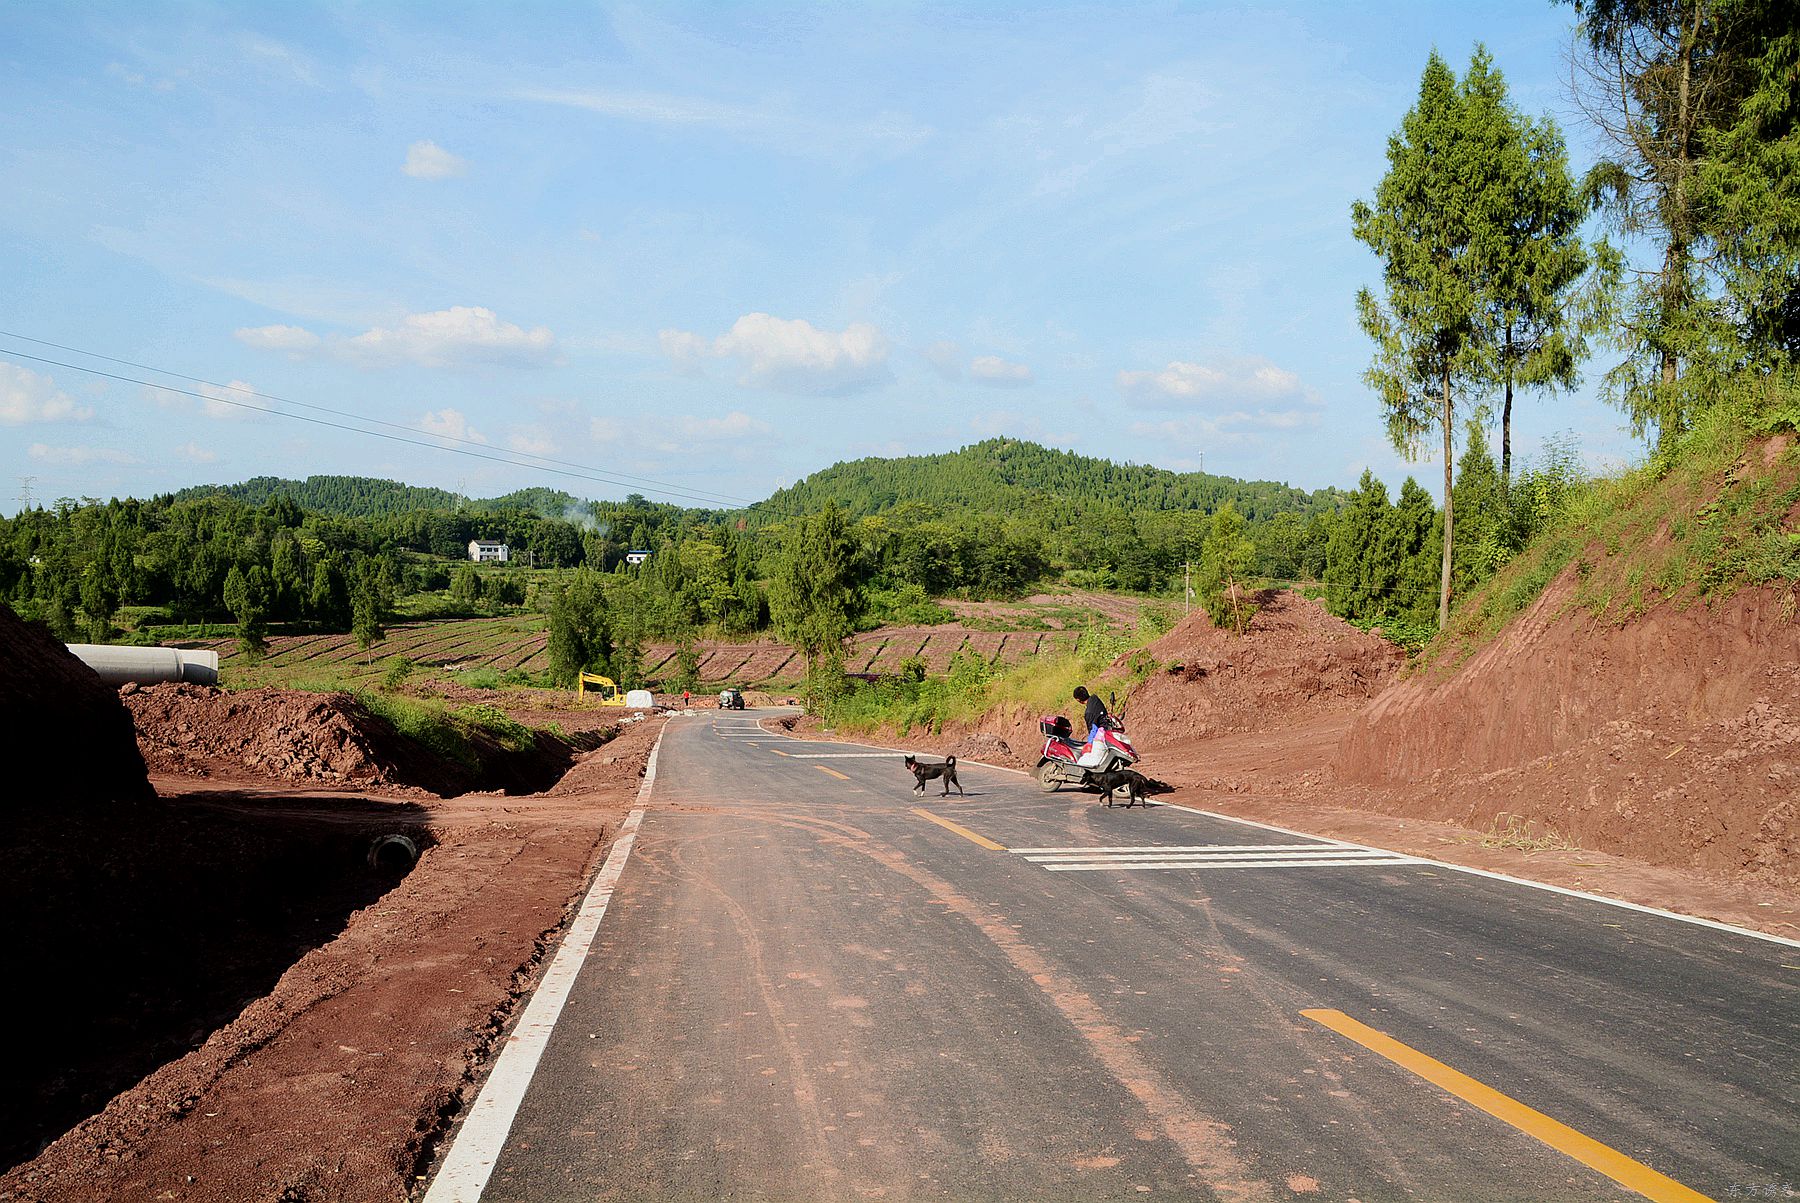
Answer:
[1439,367,1454,629]
[1502,327,1513,492]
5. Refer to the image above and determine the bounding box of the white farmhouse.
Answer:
[468,539,509,563]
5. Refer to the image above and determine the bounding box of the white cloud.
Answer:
[234,324,321,355]
[1,362,92,424]
[676,411,771,440]
[403,140,469,180]
[506,427,556,456]
[198,379,272,420]
[1116,355,1313,410]
[345,307,556,369]
[28,443,137,466]
[589,416,624,444]
[176,441,218,463]
[970,354,1034,387]
[663,313,891,396]
[658,328,712,373]
[922,340,963,381]
[419,408,486,443]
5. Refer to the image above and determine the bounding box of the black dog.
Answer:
[1089,767,1154,808]
[904,754,963,797]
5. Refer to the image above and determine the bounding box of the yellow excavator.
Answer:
[577,672,629,706]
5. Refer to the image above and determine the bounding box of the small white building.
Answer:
[624,549,652,566]
[468,539,509,563]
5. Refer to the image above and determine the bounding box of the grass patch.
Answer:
[1426,396,1800,670]
[820,610,1169,736]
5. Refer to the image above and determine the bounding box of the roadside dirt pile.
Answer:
[125,683,593,796]
[127,682,430,790]
[0,605,151,804]
[1122,589,1405,747]
[1337,576,1800,886]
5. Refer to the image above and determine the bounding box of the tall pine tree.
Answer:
[1353,51,1495,626]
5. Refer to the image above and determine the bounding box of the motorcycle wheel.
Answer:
[1034,761,1062,793]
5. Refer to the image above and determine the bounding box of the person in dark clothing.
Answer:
[1072,686,1110,737]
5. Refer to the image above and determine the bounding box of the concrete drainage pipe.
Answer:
[66,644,220,686]
[367,833,419,872]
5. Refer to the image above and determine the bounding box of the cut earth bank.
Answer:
[792,584,1800,942]
[0,600,668,1203]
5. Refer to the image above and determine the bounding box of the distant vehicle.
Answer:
[718,688,746,710]
[578,672,628,706]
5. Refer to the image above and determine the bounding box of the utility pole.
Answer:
[1184,559,1192,617]
[17,476,36,510]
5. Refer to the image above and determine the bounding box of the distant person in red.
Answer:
[682,689,691,709]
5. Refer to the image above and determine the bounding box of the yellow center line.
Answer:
[910,808,1007,851]
[814,764,850,780]
[1301,1009,1714,1203]
[770,748,790,757]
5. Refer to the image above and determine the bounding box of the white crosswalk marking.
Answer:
[1014,842,1418,872]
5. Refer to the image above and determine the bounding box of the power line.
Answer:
[0,331,761,510]
[0,345,755,511]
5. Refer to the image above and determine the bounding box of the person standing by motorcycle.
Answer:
[1072,686,1110,738]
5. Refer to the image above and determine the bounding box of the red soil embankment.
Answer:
[1123,590,1405,748]
[0,606,152,804]
[1336,575,1800,887]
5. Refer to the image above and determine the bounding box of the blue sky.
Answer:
[1,1,1645,514]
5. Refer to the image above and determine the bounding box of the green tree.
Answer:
[1463,49,1618,487]
[769,504,862,692]
[1197,503,1258,634]
[1567,0,1770,436]
[1450,422,1509,596]
[1693,4,1800,366]
[547,568,613,686]
[450,564,482,610]
[1323,471,1394,622]
[1353,50,1498,626]
[309,560,350,630]
[350,563,385,651]
[223,563,270,655]
[1385,478,1443,623]
[77,561,119,643]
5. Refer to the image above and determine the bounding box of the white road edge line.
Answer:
[1155,801,1800,951]
[1012,843,1353,855]
[421,723,669,1203]
[1044,857,1415,871]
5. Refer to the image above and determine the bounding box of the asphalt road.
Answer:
[465,713,1799,1202]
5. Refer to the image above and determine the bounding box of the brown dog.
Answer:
[904,754,963,797]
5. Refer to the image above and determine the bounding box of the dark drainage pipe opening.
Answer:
[367,833,420,873]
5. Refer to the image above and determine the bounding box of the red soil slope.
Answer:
[1123,590,1406,748]
[0,606,151,804]
[1336,574,1800,887]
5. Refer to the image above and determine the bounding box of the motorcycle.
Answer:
[1034,706,1139,792]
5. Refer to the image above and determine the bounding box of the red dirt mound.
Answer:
[1336,575,1800,887]
[126,683,432,790]
[1122,590,1405,748]
[124,684,588,796]
[0,606,151,804]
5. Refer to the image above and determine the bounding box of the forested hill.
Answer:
[756,438,1341,526]
[174,476,585,519]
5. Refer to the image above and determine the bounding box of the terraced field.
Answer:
[192,618,550,683]
[187,589,1144,687]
